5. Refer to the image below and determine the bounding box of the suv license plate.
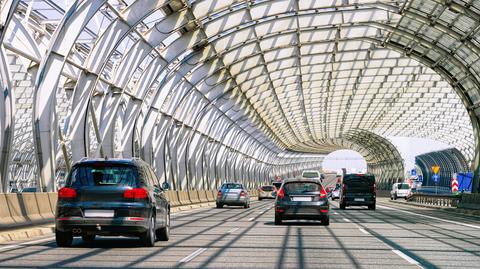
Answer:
[84,210,114,218]
[292,197,312,202]
[354,198,365,202]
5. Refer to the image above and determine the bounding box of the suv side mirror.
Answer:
[162,182,171,190]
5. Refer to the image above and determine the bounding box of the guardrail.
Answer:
[0,189,259,230]
[406,193,461,207]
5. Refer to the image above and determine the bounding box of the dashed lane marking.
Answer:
[343,218,351,222]
[226,227,239,234]
[359,228,369,235]
[392,249,423,268]
[178,248,208,264]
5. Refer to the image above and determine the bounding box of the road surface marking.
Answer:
[392,249,423,268]
[248,217,255,221]
[343,218,351,222]
[333,212,338,215]
[378,205,480,229]
[0,236,55,252]
[359,228,369,235]
[226,227,239,234]
[178,248,208,264]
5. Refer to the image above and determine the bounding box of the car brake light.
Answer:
[373,183,377,193]
[123,188,148,199]
[217,190,222,197]
[320,209,329,213]
[277,188,285,199]
[240,191,246,197]
[58,187,77,199]
[320,186,327,199]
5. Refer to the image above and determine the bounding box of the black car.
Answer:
[339,174,376,210]
[55,158,170,247]
[274,178,329,225]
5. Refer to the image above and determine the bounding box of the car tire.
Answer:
[368,204,376,210]
[82,234,95,242]
[156,211,170,241]
[322,216,330,226]
[390,195,393,200]
[259,197,263,201]
[140,216,156,247]
[216,203,223,208]
[274,215,282,225]
[394,194,397,200]
[55,229,73,247]
[340,202,346,210]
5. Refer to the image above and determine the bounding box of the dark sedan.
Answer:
[274,178,329,225]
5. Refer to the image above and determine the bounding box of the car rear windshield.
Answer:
[284,182,321,195]
[398,183,410,189]
[273,182,282,189]
[67,164,138,187]
[223,183,243,189]
[343,175,375,186]
[302,172,320,178]
[261,186,274,191]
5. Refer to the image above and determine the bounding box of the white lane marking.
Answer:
[392,249,423,268]
[226,227,239,234]
[0,236,55,252]
[248,217,255,221]
[358,228,369,235]
[333,212,339,215]
[377,205,480,229]
[343,218,351,222]
[178,248,208,264]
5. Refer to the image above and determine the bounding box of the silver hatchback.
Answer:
[216,183,250,208]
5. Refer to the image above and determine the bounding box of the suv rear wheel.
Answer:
[141,216,156,247]
[56,229,73,247]
[274,215,282,225]
[322,216,330,226]
[368,204,376,210]
[340,202,346,210]
[216,203,223,208]
[156,212,170,241]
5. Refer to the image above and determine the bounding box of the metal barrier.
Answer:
[407,193,461,207]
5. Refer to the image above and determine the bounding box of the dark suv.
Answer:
[55,158,170,247]
[339,174,376,210]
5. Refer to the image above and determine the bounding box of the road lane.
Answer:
[0,199,479,268]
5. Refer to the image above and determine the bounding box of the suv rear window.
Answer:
[67,164,138,187]
[273,182,282,189]
[302,172,320,178]
[343,175,375,186]
[261,186,274,191]
[284,182,321,195]
[223,183,243,189]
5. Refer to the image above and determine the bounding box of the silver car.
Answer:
[216,183,250,208]
[258,185,277,200]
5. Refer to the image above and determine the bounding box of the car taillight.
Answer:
[217,190,222,197]
[123,188,148,199]
[342,184,345,192]
[58,187,77,199]
[277,188,285,199]
[373,183,377,193]
[240,191,246,197]
[320,186,327,199]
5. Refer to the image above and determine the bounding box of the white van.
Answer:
[390,183,411,200]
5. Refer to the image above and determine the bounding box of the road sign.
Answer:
[432,165,440,174]
[432,174,440,182]
[418,175,423,183]
[411,169,416,176]
[451,178,459,192]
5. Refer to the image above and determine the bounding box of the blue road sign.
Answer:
[411,169,416,176]
[432,174,440,183]
[418,175,423,183]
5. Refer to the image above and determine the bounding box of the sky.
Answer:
[321,136,451,175]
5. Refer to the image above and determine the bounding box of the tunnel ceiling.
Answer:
[2,0,480,190]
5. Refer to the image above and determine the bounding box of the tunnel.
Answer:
[0,0,479,193]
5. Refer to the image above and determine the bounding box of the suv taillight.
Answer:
[373,183,377,193]
[277,188,285,199]
[58,187,77,199]
[123,188,148,199]
[240,191,246,197]
[320,186,327,199]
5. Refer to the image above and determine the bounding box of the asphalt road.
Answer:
[0,198,479,269]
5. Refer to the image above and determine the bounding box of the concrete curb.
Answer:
[0,225,54,243]
[388,199,480,217]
